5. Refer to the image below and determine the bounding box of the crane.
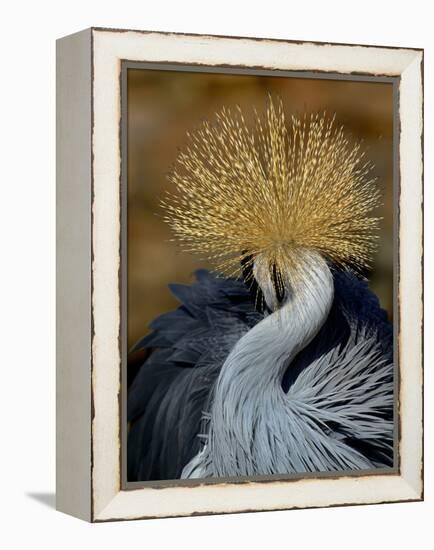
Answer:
[127,98,393,481]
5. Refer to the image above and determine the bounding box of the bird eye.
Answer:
[271,264,285,303]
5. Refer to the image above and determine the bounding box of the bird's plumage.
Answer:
[127,269,393,481]
[128,98,393,482]
[163,100,380,289]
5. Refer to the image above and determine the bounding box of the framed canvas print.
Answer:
[56,27,423,522]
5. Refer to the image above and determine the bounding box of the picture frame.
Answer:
[56,27,423,522]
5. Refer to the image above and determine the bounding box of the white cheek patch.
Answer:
[252,258,277,311]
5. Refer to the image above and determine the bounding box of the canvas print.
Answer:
[126,68,395,482]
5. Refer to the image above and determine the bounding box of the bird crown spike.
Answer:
[162,97,381,287]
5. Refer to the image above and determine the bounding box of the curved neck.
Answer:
[224,253,333,383]
[205,252,334,476]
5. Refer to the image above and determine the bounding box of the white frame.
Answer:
[56,27,423,522]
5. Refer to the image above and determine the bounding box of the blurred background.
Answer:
[127,68,394,350]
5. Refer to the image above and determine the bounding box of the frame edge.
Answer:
[56,28,93,522]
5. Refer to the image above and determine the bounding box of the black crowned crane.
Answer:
[127,99,393,481]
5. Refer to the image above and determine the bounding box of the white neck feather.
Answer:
[201,251,334,477]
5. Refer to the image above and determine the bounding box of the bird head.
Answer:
[162,98,380,312]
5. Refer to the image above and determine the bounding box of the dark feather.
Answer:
[127,269,392,481]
